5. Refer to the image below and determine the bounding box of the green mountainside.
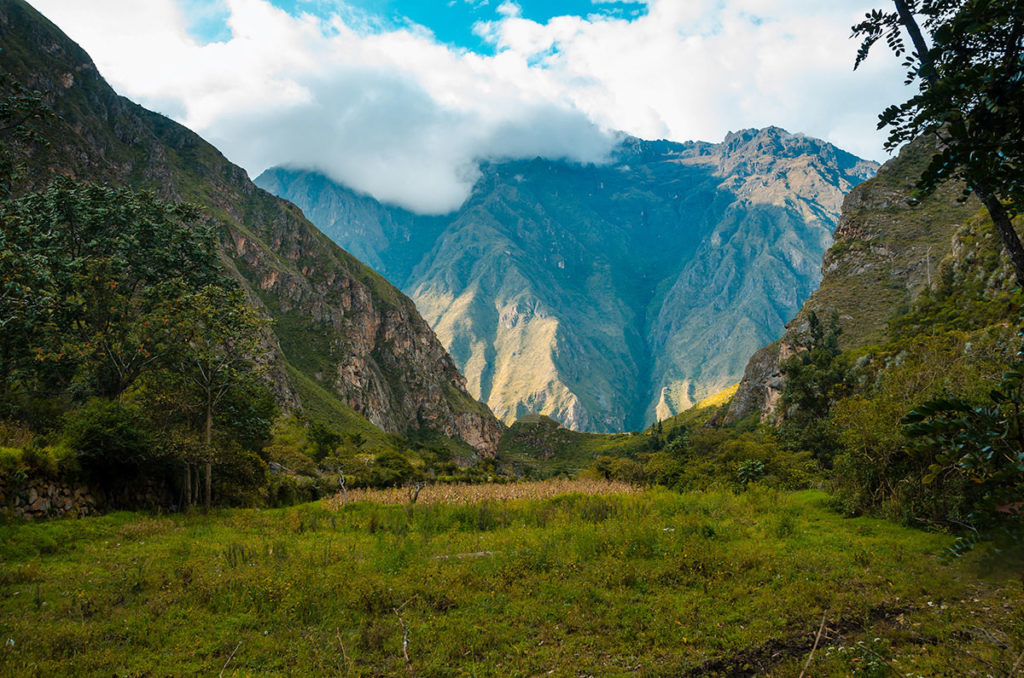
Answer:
[258,131,877,432]
[0,0,502,456]
[726,136,986,423]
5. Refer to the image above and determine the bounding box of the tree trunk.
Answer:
[977,186,1024,289]
[183,462,191,511]
[204,396,213,512]
[893,0,936,83]
[205,462,211,512]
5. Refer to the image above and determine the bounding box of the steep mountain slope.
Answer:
[0,0,502,455]
[259,131,876,431]
[725,137,982,423]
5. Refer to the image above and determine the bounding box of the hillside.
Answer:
[259,130,876,432]
[726,136,984,423]
[0,0,502,455]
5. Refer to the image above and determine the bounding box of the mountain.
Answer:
[725,136,983,423]
[0,0,503,455]
[258,131,877,431]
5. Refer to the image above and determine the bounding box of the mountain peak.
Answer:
[260,128,879,431]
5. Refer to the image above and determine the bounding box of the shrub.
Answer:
[736,459,766,486]
[62,399,167,491]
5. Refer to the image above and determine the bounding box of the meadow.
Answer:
[1,482,1022,677]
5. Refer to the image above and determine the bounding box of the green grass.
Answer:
[1,487,1020,676]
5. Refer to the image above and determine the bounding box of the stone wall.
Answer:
[0,478,97,521]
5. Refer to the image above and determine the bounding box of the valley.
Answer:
[259,132,876,431]
[1,1,1023,676]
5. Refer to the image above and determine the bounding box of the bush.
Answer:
[62,399,168,491]
[212,444,269,507]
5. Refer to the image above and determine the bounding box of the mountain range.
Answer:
[258,131,877,431]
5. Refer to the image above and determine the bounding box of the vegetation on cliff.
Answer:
[0,0,503,471]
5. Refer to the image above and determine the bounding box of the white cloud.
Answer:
[29,0,909,214]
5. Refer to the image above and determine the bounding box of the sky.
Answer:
[30,0,910,214]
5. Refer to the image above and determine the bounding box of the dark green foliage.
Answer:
[0,71,54,197]
[853,0,1024,282]
[370,450,417,487]
[215,379,277,454]
[61,399,168,491]
[210,444,269,507]
[903,363,1024,537]
[307,420,341,462]
[2,177,221,401]
[777,312,848,464]
[0,101,279,509]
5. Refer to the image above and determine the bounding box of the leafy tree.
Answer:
[0,73,56,400]
[308,420,342,461]
[173,285,271,510]
[0,71,55,196]
[3,178,222,399]
[853,0,1024,285]
[903,362,1024,538]
[777,312,848,464]
[62,398,172,505]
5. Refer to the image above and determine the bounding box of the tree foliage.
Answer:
[903,362,1024,536]
[777,312,847,463]
[2,178,223,400]
[853,0,1024,283]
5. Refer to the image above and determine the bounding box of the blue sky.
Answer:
[32,0,910,213]
[183,0,649,51]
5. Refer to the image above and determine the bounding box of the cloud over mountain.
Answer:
[32,0,908,214]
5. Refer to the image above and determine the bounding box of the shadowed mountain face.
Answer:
[260,130,876,432]
[1,0,503,455]
[726,136,983,425]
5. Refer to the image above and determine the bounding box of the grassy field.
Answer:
[1,482,1022,677]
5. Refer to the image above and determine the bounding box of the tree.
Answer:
[174,285,270,510]
[777,312,847,464]
[0,71,54,197]
[0,72,56,400]
[3,179,223,400]
[308,420,342,461]
[903,363,1024,537]
[853,0,1024,285]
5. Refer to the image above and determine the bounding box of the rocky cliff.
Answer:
[259,129,876,431]
[0,0,502,455]
[725,137,981,423]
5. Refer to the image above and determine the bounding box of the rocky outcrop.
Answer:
[0,0,503,455]
[725,137,981,423]
[260,128,877,432]
[0,479,97,521]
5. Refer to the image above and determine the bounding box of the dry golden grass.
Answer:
[326,478,639,509]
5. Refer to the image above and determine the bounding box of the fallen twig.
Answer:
[393,597,417,676]
[337,629,353,675]
[219,641,241,678]
[798,611,828,678]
